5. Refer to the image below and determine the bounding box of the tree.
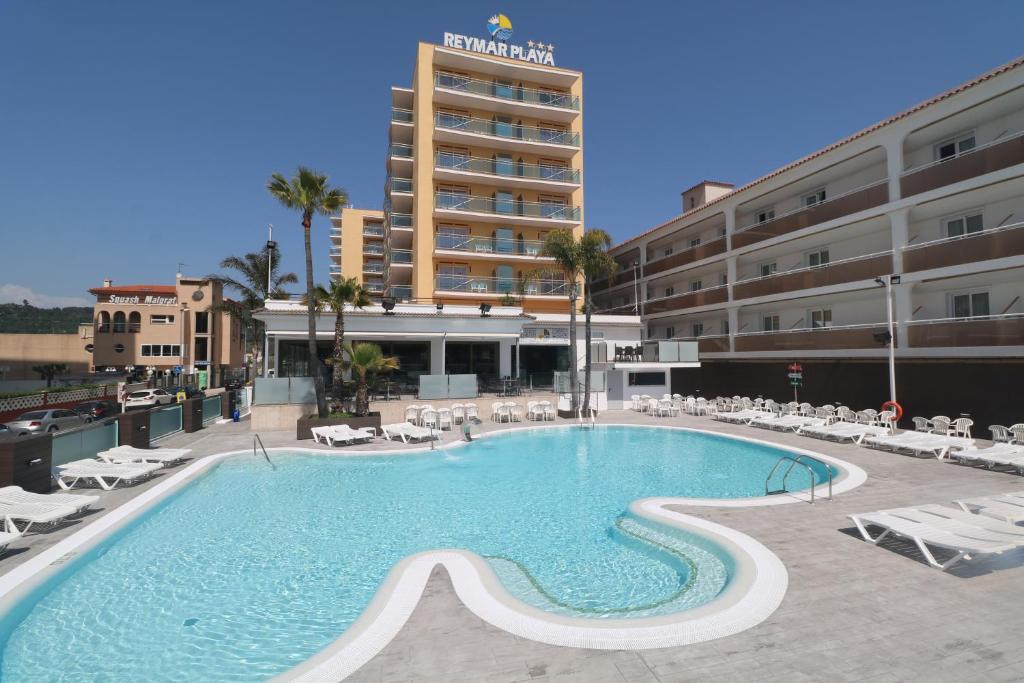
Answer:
[306,277,371,399]
[267,167,348,418]
[208,243,298,381]
[539,229,586,413]
[343,342,399,417]
[580,229,617,413]
[33,363,68,387]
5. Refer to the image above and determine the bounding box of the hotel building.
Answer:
[330,208,387,298]
[88,275,245,386]
[592,57,1024,425]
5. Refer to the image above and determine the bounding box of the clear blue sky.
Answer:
[2,0,1022,306]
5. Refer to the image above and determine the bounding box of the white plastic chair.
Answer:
[437,408,453,431]
[420,409,439,430]
[540,400,555,421]
[657,399,674,417]
[451,404,465,425]
[648,398,660,415]
[404,405,420,424]
[495,404,511,423]
[491,402,504,422]
[464,403,479,420]
[509,404,524,422]
[630,395,641,411]
[951,417,973,439]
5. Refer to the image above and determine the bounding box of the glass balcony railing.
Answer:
[435,152,580,184]
[363,245,385,256]
[329,264,341,273]
[435,234,548,257]
[390,285,413,301]
[435,192,580,221]
[329,247,341,256]
[389,213,412,228]
[390,249,413,263]
[363,225,385,238]
[389,178,413,193]
[434,275,570,296]
[330,228,342,238]
[435,72,579,111]
[390,143,413,158]
[391,108,413,123]
[435,113,579,147]
[364,282,385,294]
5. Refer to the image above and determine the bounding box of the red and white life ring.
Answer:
[881,400,903,421]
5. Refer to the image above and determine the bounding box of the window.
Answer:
[150,314,175,325]
[807,248,830,267]
[538,159,566,180]
[494,227,514,254]
[721,320,730,335]
[759,262,777,278]
[539,196,566,218]
[689,280,702,292]
[437,150,470,170]
[689,197,696,209]
[663,247,673,257]
[762,315,780,332]
[114,343,124,353]
[944,212,984,238]
[494,153,513,176]
[194,312,209,334]
[112,311,126,333]
[689,237,701,248]
[437,185,469,209]
[494,191,514,215]
[493,79,514,99]
[628,372,666,386]
[127,311,141,333]
[949,291,990,319]
[438,264,469,290]
[756,208,776,224]
[492,115,515,138]
[809,308,833,328]
[934,132,976,161]
[437,110,469,129]
[495,265,515,293]
[437,226,469,250]
[665,326,675,339]
[802,188,827,207]
[436,72,470,90]
[141,344,182,357]
[97,311,111,333]
[720,273,728,286]
[194,337,209,363]
[664,286,674,297]
[692,322,704,337]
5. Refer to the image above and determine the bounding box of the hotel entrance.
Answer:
[518,345,569,390]
[445,341,499,380]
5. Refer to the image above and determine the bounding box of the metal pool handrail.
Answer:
[254,434,275,469]
[765,453,832,503]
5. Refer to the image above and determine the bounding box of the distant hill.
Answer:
[0,303,93,334]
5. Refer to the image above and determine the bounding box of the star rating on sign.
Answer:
[527,40,535,48]
[536,42,547,51]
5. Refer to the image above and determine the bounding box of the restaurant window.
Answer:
[809,308,833,328]
[802,188,827,207]
[762,314,781,332]
[807,248,830,267]
[944,212,984,238]
[194,311,209,334]
[934,131,976,161]
[756,207,776,224]
[112,311,126,333]
[150,314,175,325]
[949,290,990,319]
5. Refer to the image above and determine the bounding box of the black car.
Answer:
[168,386,205,400]
[74,400,118,419]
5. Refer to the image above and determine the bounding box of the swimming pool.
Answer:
[0,425,849,681]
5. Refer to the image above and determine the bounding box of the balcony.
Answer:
[330,228,341,238]
[364,282,385,294]
[363,262,385,274]
[434,113,579,157]
[329,247,341,256]
[733,323,889,352]
[644,285,729,315]
[906,314,1024,347]
[434,72,578,112]
[391,108,413,123]
[733,180,889,249]
[434,235,549,258]
[900,132,1024,197]
[363,245,385,256]
[435,192,580,224]
[390,285,413,301]
[434,276,570,297]
[389,178,413,194]
[389,213,412,228]
[390,143,413,159]
[643,236,727,277]
[390,249,413,264]
[902,221,1024,273]
[363,225,385,239]
[680,335,730,354]
[435,152,580,191]
[733,251,893,300]
[590,266,639,293]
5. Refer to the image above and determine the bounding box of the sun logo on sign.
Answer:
[487,13,513,41]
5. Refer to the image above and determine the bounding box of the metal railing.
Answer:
[391,107,413,123]
[363,245,384,255]
[390,249,413,263]
[902,219,1024,251]
[436,152,580,183]
[390,285,413,300]
[435,113,579,147]
[363,225,385,237]
[363,263,384,273]
[389,213,412,228]
[435,71,578,111]
[435,234,548,256]
[734,250,894,284]
[765,453,832,503]
[434,276,570,295]
[390,143,413,158]
[364,283,385,293]
[735,178,889,234]
[389,178,413,193]
[435,192,580,221]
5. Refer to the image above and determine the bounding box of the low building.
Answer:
[88,275,246,387]
[0,324,93,384]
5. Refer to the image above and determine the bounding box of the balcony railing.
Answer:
[330,228,341,238]
[363,261,385,273]
[644,285,729,315]
[732,251,893,300]
[435,192,580,221]
[902,220,1024,272]
[364,283,385,294]
[436,152,580,184]
[906,314,1024,347]
[389,213,412,228]
[435,72,579,111]
[678,335,730,353]
[733,323,889,352]
[900,131,1024,197]
[389,178,413,193]
[435,235,548,257]
[391,108,413,123]
[390,143,413,158]
[389,285,413,301]
[434,276,570,296]
[590,265,640,293]
[643,236,728,277]
[363,226,385,238]
[329,247,341,256]
[435,113,579,147]
[390,249,413,264]
[363,245,385,256]
[733,180,889,249]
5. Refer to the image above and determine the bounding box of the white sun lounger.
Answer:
[381,423,436,443]
[955,495,1024,525]
[98,446,191,466]
[713,409,768,424]
[863,432,974,460]
[948,445,1024,471]
[0,500,81,533]
[0,517,22,555]
[0,486,99,515]
[53,459,163,491]
[797,422,890,443]
[752,415,827,432]
[311,425,376,446]
[848,509,1024,570]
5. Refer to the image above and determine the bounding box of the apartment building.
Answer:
[330,208,387,298]
[593,57,1024,425]
[89,275,245,386]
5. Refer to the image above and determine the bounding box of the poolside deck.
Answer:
[3,410,1024,681]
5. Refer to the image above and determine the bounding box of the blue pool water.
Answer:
[0,426,832,681]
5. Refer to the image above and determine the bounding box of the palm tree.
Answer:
[208,244,298,381]
[267,167,348,417]
[343,342,399,417]
[580,229,618,413]
[306,277,372,399]
[539,229,586,413]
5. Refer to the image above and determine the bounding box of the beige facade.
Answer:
[0,325,93,381]
[88,275,245,383]
[331,208,386,297]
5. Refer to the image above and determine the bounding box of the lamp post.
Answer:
[264,224,276,378]
[874,275,901,403]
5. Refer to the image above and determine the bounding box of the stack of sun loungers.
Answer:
[310,425,376,447]
[861,431,974,460]
[97,445,191,466]
[52,459,163,491]
[0,486,99,533]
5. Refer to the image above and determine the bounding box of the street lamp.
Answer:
[874,274,901,403]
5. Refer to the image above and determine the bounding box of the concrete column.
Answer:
[884,138,905,202]
[726,256,738,301]
[498,338,513,377]
[889,208,910,274]
[727,307,740,353]
[429,338,445,375]
[724,206,736,251]
[893,279,913,350]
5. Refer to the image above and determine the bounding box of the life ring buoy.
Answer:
[881,400,902,421]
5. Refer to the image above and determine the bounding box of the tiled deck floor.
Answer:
[3,410,1024,682]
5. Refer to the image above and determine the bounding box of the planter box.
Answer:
[296,413,382,440]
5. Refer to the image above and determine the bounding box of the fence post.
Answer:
[115,410,151,449]
[0,433,52,493]
[221,391,236,420]
[181,398,204,433]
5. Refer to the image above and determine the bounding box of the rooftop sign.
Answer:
[443,14,556,66]
[106,294,178,306]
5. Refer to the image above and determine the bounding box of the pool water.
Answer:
[0,426,832,681]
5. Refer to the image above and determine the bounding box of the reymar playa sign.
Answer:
[443,13,556,67]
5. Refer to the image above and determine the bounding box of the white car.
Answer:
[124,389,173,410]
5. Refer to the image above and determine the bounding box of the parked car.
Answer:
[0,423,26,438]
[168,386,205,401]
[73,400,118,419]
[6,409,89,434]
[124,389,174,410]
